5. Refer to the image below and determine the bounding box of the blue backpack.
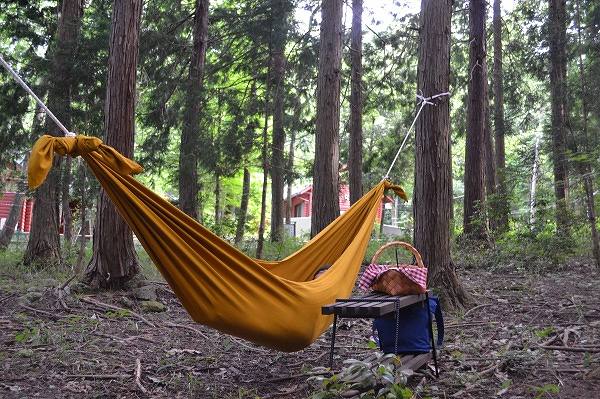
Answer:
[373,296,444,354]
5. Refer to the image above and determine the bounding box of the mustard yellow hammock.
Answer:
[28,135,407,352]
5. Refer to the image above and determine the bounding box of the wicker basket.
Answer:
[370,241,427,296]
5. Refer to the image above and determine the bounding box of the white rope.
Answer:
[383,91,450,179]
[0,53,75,137]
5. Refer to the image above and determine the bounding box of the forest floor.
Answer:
[1,254,600,398]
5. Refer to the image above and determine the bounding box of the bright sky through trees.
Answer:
[296,0,518,35]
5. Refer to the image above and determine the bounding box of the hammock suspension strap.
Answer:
[0,53,75,137]
[383,91,450,179]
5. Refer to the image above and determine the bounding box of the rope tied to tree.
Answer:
[0,53,75,137]
[383,91,450,180]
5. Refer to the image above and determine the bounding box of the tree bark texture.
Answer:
[234,167,251,244]
[548,0,570,236]
[75,162,88,273]
[62,157,73,246]
[0,192,25,250]
[463,0,487,239]
[492,0,509,232]
[85,0,142,288]
[529,136,541,227]
[349,0,363,205]
[483,70,496,231]
[270,0,291,242]
[414,0,468,308]
[24,0,83,265]
[179,0,209,220]
[285,125,296,224]
[311,0,343,237]
[214,172,221,227]
[484,71,496,198]
[574,0,600,268]
[256,84,270,258]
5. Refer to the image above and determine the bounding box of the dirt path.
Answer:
[1,262,599,398]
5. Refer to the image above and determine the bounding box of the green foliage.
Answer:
[533,383,560,398]
[534,326,555,339]
[307,353,414,399]
[14,327,39,343]
[105,309,132,319]
[239,235,305,261]
[453,217,597,272]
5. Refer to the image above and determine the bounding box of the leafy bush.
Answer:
[307,353,414,399]
[453,222,584,272]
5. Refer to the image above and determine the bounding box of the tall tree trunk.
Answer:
[75,161,88,273]
[179,0,210,219]
[484,73,496,231]
[0,192,25,250]
[493,0,509,232]
[285,126,296,224]
[269,0,291,242]
[484,75,496,198]
[548,0,570,236]
[349,0,363,205]
[449,125,454,222]
[529,136,541,227]
[214,172,221,228]
[414,0,468,309]
[62,157,73,247]
[256,72,270,259]
[84,0,142,288]
[463,0,487,239]
[24,0,83,265]
[234,167,251,244]
[580,169,600,266]
[311,0,343,237]
[575,0,600,267]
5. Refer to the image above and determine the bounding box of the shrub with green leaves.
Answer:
[308,353,414,399]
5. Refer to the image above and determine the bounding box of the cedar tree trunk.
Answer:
[414,0,468,309]
[256,77,270,258]
[349,0,363,205]
[179,0,209,219]
[463,0,487,239]
[269,0,291,242]
[311,0,343,237]
[24,0,83,265]
[84,0,142,288]
[492,0,509,232]
[575,0,600,267]
[548,0,570,236]
[234,167,251,244]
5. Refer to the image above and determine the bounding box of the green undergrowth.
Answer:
[0,249,72,291]
[236,233,415,265]
[453,223,594,272]
[0,242,164,290]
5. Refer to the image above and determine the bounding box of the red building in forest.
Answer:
[285,184,392,236]
[0,192,34,232]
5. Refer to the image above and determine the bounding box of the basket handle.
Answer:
[370,241,425,268]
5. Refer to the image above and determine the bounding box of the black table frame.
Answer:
[322,291,439,376]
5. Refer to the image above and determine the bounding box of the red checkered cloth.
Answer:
[358,263,427,292]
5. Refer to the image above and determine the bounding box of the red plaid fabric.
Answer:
[358,263,427,292]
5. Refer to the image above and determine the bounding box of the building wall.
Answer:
[0,192,33,232]
[286,184,393,230]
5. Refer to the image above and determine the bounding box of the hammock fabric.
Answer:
[28,135,408,351]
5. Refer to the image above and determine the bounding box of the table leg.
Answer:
[329,314,338,369]
[425,291,439,377]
